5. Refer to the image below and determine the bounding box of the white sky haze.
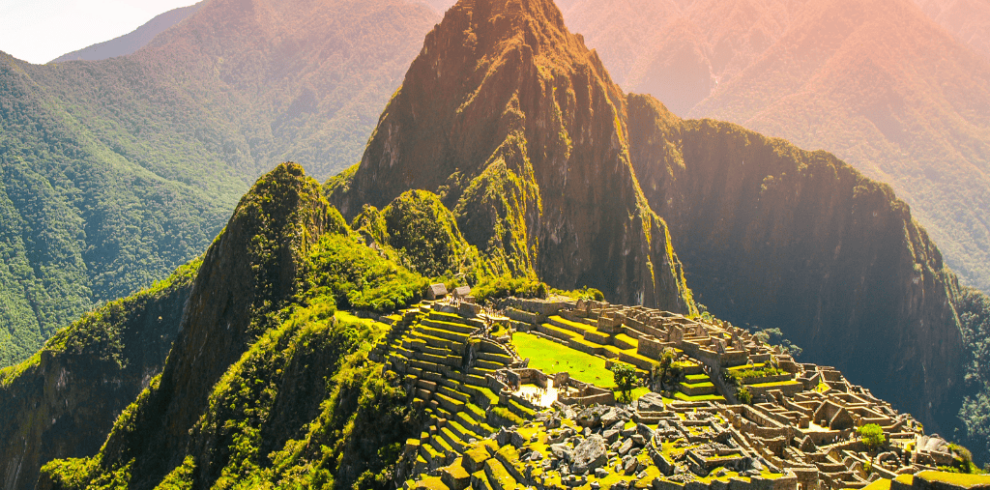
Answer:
[0,0,198,64]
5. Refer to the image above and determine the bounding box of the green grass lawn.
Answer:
[512,332,616,388]
[336,310,383,328]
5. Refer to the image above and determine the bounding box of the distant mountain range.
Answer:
[916,0,990,62]
[51,3,205,63]
[0,0,438,366]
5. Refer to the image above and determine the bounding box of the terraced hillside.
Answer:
[370,297,985,490]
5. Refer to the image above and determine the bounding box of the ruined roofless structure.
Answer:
[366,296,981,490]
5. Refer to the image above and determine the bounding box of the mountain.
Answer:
[23,163,435,490]
[0,0,439,368]
[0,0,984,486]
[328,0,694,312]
[329,0,980,441]
[51,3,204,63]
[914,0,990,62]
[627,96,968,436]
[547,0,990,298]
[0,260,199,490]
[692,0,990,296]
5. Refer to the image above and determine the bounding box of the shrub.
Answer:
[736,387,753,405]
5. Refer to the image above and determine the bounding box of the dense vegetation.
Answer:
[626,93,979,445]
[0,0,439,368]
[0,258,200,490]
[25,163,461,490]
[2,0,989,486]
[306,233,429,314]
[957,287,990,465]
[379,190,485,279]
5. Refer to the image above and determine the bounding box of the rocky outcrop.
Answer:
[329,0,695,312]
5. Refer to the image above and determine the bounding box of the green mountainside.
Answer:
[330,0,984,444]
[0,259,200,490]
[0,0,439,367]
[0,0,989,486]
[626,94,968,438]
[16,163,439,490]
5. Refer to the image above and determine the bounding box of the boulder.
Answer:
[637,423,656,440]
[618,438,635,456]
[551,444,574,462]
[604,429,620,444]
[571,434,608,474]
[638,392,666,412]
[578,406,609,428]
[601,408,621,427]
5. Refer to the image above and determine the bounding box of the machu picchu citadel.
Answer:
[370,294,989,490]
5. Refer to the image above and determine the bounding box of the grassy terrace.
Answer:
[548,315,596,334]
[915,471,990,488]
[674,392,726,402]
[749,380,801,388]
[512,332,616,388]
[725,363,767,373]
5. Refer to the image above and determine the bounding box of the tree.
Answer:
[652,347,682,391]
[857,424,886,461]
[610,362,639,403]
[736,387,753,405]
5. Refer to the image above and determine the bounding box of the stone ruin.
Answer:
[371,298,976,490]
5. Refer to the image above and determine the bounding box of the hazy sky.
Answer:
[0,0,198,64]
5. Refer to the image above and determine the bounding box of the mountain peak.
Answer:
[331,0,694,311]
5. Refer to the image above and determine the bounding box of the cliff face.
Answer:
[330,0,694,312]
[0,261,198,490]
[625,94,967,432]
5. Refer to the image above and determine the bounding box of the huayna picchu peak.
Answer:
[330,0,695,313]
[1,0,989,489]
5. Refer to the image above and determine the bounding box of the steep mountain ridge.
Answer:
[330,0,695,311]
[30,164,434,490]
[692,0,990,294]
[625,95,967,433]
[0,0,985,485]
[90,163,332,488]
